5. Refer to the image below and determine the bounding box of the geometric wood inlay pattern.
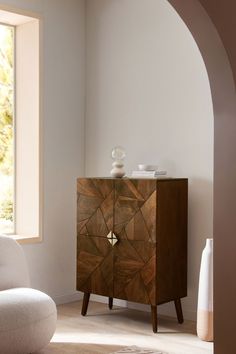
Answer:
[77,178,157,303]
[77,179,114,237]
[114,240,156,304]
[77,235,113,297]
[114,179,156,242]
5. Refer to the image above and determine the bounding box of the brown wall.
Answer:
[196,2,236,353]
[199,0,236,85]
[168,1,236,353]
[200,3,236,353]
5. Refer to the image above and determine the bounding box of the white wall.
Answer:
[0,0,85,303]
[85,0,214,320]
[0,0,213,320]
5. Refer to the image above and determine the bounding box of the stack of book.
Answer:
[131,170,167,178]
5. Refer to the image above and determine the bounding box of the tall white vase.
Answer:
[197,238,213,341]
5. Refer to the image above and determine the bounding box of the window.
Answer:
[0,8,41,242]
[0,24,14,234]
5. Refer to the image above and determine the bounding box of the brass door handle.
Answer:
[106,231,118,246]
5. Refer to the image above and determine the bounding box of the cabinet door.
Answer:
[77,178,114,238]
[114,179,156,242]
[77,235,113,297]
[113,240,156,305]
[77,178,114,297]
[113,179,157,305]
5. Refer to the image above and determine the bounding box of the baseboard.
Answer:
[90,294,128,308]
[157,303,197,322]
[53,292,121,307]
[126,301,196,321]
[53,291,82,305]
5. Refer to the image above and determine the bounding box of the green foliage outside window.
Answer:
[0,25,14,233]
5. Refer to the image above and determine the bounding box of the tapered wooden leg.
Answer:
[151,305,157,333]
[81,293,90,316]
[174,298,184,324]
[108,297,113,310]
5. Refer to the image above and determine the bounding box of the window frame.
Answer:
[0,6,43,244]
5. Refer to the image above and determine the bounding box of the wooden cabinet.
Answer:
[77,177,188,332]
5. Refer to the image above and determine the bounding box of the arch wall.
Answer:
[168,1,236,353]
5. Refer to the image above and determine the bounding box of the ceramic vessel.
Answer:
[110,161,125,178]
[110,146,126,178]
[138,164,158,171]
[197,238,213,342]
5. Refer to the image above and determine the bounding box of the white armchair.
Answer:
[0,235,57,354]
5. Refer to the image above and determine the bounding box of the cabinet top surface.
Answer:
[77,177,188,181]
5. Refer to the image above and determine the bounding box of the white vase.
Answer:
[197,238,213,341]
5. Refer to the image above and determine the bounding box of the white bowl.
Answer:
[138,164,158,171]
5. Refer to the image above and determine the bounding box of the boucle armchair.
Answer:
[0,235,57,354]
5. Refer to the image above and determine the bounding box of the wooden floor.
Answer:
[39,300,213,354]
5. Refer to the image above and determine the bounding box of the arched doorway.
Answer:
[168,1,236,353]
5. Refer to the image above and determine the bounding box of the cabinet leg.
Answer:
[174,298,184,324]
[151,305,158,333]
[109,297,113,310]
[81,293,90,316]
